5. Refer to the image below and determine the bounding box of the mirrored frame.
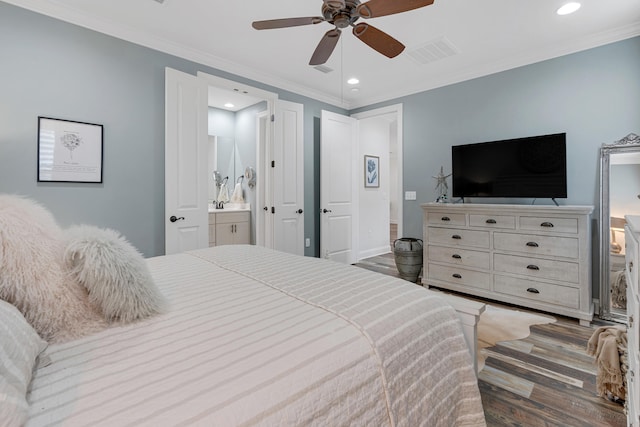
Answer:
[599,132,640,322]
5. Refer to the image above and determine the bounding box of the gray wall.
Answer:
[1,0,639,288]
[0,2,345,257]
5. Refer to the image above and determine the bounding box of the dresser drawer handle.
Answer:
[451,254,462,259]
[452,273,462,279]
[526,264,540,271]
[485,219,497,224]
[526,287,540,294]
[540,221,554,228]
[441,216,451,222]
[452,235,462,240]
[526,241,539,248]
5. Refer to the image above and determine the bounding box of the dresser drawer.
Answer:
[427,227,489,248]
[520,216,578,234]
[216,211,249,224]
[427,245,490,269]
[493,232,579,258]
[427,212,466,226]
[494,275,580,309]
[469,214,516,229]
[427,263,491,290]
[494,253,579,284]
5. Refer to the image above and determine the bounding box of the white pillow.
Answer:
[0,194,107,343]
[0,299,47,426]
[63,225,167,323]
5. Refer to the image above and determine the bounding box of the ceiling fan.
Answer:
[252,0,435,66]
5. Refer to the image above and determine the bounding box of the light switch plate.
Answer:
[405,191,417,200]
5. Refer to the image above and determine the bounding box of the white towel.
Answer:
[230,183,244,203]
[217,182,230,203]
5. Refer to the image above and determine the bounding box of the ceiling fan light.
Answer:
[556,2,581,15]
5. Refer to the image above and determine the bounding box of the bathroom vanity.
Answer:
[208,206,250,247]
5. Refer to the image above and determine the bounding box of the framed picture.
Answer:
[37,117,103,183]
[364,155,379,188]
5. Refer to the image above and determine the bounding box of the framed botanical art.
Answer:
[364,155,379,188]
[37,116,104,183]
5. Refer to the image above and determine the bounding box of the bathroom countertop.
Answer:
[208,204,250,213]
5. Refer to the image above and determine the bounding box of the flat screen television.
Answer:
[452,133,567,199]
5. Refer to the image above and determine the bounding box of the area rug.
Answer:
[477,305,556,371]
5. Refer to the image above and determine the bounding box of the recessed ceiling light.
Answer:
[224,103,234,108]
[557,2,581,15]
[347,78,359,85]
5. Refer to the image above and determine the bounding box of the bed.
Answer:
[17,244,486,426]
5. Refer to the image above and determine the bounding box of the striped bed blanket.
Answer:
[27,245,485,426]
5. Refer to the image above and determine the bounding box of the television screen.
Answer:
[452,133,567,199]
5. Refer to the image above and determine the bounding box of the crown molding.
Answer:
[3,0,351,108]
[349,21,640,109]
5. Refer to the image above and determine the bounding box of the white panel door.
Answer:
[320,110,358,263]
[273,100,304,255]
[164,67,208,254]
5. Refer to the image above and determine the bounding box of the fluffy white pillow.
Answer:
[63,225,167,323]
[0,194,107,343]
[0,299,48,426]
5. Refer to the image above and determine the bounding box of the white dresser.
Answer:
[625,215,640,426]
[422,203,593,325]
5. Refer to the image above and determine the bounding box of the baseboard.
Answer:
[359,245,392,261]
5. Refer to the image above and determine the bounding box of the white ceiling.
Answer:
[5,0,640,109]
[208,87,264,111]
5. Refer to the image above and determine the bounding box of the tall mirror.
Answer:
[599,133,640,321]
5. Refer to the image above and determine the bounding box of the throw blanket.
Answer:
[587,325,627,400]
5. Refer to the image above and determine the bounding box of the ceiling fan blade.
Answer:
[352,23,405,58]
[309,28,342,66]
[356,0,434,19]
[252,17,324,30]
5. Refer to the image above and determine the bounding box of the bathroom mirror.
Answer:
[208,136,235,202]
[599,133,640,322]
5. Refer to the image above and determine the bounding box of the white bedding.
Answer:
[27,245,485,426]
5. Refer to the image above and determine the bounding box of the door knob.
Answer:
[322,208,332,213]
[296,209,303,214]
[169,215,185,223]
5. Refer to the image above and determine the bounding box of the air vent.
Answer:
[406,36,458,65]
[313,65,334,74]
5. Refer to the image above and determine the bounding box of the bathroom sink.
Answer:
[224,203,250,210]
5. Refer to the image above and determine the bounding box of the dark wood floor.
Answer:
[355,251,627,427]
